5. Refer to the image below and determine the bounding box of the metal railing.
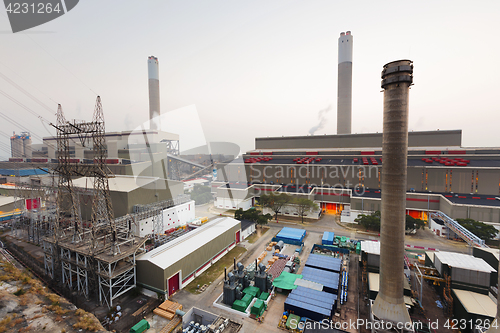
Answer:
[430,211,486,247]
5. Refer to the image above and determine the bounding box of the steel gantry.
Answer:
[42,97,148,307]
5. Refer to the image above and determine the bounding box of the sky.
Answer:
[0,0,499,159]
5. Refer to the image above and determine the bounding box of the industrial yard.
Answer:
[0,2,500,332]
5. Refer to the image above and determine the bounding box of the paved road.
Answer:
[269,213,470,253]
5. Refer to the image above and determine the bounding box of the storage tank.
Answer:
[21,132,32,158]
[274,240,284,251]
[10,132,23,158]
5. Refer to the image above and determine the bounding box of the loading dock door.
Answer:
[236,230,241,243]
[324,203,338,214]
[168,272,180,297]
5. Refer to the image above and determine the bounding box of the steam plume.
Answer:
[309,105,332,135]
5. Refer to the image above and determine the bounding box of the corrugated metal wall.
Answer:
[160,222,240,290]
[451,267,491,287]
[136,259,167,293]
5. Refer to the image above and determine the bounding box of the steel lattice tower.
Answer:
[89,96,116,255]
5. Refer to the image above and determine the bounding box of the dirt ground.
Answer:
[414,273,454,333]
[0,256,109,333]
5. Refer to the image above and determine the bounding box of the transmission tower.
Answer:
[89,96,116,255]
[42,96,147,307]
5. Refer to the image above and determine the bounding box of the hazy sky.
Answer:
[0,0,499,159]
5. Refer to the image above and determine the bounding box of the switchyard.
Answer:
[41,97,148,308]
[3,97,195,309]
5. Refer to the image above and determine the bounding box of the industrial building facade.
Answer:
[136,217,241,297]
[213,130,500,223]
[136,200,195,237]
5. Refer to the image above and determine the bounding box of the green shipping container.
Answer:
[130,319,150,333]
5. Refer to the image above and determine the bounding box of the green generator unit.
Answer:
[241,293,253,307]
[251,299,266,317]
[286,314,301,329]
[259,292,270,300]
[130,319,150,333]
[243,286,261,298]
[232,300,248,312]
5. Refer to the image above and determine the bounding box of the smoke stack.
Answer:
[234,257,236,270]
[337,31,353,135]
[148,56,160,130]
[224,267,227,281]
[372,60,413,325]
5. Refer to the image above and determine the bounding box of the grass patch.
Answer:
[73,311,101,332]
[246,227,269,244]
[13,288,25,296]
[0,315,13,333]
[184,246,247,294]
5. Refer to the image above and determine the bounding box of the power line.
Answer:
[0,109,58,153]
[22,35,98,96]
[0,60,58,105]
[0,11,98,96]
[0,71,55,115]
[0,88,51,122]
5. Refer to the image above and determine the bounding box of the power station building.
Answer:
[136,217,242,297]
[70,175,185,219]
[214,129,500,224]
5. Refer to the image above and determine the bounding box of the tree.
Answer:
[355,211,381,231]
[405,215,425,231]
[293,197,319,224]
[259,192,293,221]
[234,208,272,227]
[187,184,212,205]
[406,215,424,231]
[256,213,273,226]
[456,218,498,241]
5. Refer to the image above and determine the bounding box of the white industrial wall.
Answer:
[262,202,322,220]
[241,224,256,239]
[342,209,371,223]
[216,197,252,210]
[138,200,195,237]
[430,218,448,238]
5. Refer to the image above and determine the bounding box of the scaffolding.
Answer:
[413,265,445,304]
